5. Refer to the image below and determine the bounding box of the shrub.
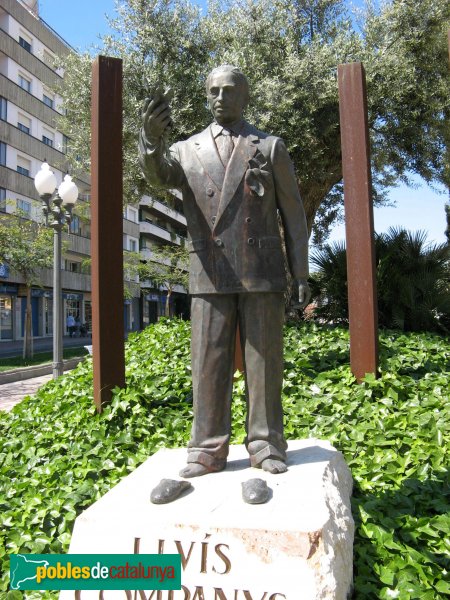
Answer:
[0,319,449,598]
[310,227,450,333]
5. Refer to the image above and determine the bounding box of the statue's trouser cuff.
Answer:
[187,450,226,471]
[248,443,286,468]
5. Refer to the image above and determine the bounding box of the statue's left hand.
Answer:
[297,279,311,309]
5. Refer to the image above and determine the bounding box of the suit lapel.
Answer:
[193,126,225,191]
[215,124,259,227]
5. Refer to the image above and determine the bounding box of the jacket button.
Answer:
[211,216,216,224]
[247,237,255,245]
[215,238,223,247]
[245,217,252,223]
[206,188,214,196]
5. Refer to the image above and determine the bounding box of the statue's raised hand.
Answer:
[142,87,174,141]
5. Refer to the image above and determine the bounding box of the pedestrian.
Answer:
[66,314,75,337]
[74,314,81,337]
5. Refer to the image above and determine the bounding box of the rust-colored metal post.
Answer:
[338,62,379,381]
[91,56,125,411]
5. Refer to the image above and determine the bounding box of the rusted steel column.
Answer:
[338,62,379,381]
[91,56,125,411]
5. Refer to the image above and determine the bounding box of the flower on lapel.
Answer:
[245,154,271,197]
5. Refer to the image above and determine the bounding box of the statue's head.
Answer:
[205,65,249,126]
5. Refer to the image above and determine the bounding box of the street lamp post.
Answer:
[34,162,79,379]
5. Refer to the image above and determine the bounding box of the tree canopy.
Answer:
[135,244,189,315]
[0,211,53,357]
[0,212,53,285]
[58,0,450,243]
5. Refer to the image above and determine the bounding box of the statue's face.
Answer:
[207,71,247,125]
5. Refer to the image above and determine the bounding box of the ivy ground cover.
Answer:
[0,320,449,599]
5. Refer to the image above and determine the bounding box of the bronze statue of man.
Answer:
[139,65,310,479]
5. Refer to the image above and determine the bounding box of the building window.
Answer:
[43,50,55,68]
[17,114,31,135]
[42,135,53,147]
[69,216,80,235]
[65,260,82,273]
[18,122,30,134]
[129,239,137,252]
[43,94,54,109]
[0,97,6,121]
[16,199,31,217]
[17,165,29,176]
[62,135,69,154]
[19,36,32,52]
[17,157,31,178]
[0,297,13,340]
[18,75,32,93]
[127,207,139,223]
[0,143,6,166]
[0,188,6,213]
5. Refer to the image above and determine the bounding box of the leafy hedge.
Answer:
[0,320,449,599]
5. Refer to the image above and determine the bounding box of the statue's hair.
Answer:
[205,65,249,99]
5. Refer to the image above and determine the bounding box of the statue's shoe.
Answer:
[150,479,192,504]
[241,478,271,504]
[180,461,226,478]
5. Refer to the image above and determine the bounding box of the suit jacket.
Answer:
[139,120,309,295]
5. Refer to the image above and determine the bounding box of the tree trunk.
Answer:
[298,173,342,237]
[23,285,33,360]
[165,289,172,317]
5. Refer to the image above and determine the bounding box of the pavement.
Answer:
[0,373,53,412]
[0,335,92,412]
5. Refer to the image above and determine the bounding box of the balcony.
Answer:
[140,278,187,295]
[0,72,58,129]
[140,195,186,228]
[123,218,140,237]
[26,267,92,292]
[63,232,91,256]
[0,119,66,168]
[0,164,36,198]
[140,246,187,269]
[139,220,186,246]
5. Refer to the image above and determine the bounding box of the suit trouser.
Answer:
[188,292,287,469]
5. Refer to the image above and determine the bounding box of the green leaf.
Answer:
[0,321,449,598]
[435,580,450,594]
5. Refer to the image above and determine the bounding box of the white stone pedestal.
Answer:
[61,439,354,600]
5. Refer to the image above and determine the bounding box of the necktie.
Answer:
[218,129,234,167]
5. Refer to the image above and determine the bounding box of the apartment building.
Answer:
[0,0,188,343]
[139,194,189,325]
